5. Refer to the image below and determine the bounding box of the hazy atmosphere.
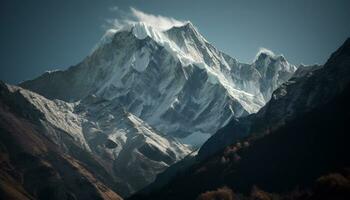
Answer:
[1,0,350,83]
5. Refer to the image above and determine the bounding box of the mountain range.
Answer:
[1,20,348,200]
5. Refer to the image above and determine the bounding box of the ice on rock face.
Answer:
[131,22,167,43]
[131,47,151,72]
[132,22,154,39]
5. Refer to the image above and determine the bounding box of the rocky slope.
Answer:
[0,82,123,200]
[197,63,324,159]
[198,37,350,159]
[0,82,190,197]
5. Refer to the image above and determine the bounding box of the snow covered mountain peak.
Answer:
[97,20,206,57]
[167,21,199,34]
[20,21,297,143]
[102,21,198,43]
[131,22,163,40]
[123,20,198,39]
[254,49,295,72]
[251,49,297,101]
[17,20,298,194]
[254,48,285,62]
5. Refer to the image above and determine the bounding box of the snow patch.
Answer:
[131,47,151,72]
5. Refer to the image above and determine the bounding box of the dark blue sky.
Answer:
[1,0,349,84]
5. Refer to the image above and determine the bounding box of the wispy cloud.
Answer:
[105,7,186,31]
[130,7,185,30]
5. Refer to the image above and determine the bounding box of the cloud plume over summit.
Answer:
[106,7,186,31]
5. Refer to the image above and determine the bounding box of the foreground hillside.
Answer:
[0,81,194,198]
[0,83,123,200]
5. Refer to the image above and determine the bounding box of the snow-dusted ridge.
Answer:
[2,83,191,196]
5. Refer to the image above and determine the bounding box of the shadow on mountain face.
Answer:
[129,82,350,200]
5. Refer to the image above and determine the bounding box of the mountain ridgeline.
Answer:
[20,22,296,139]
